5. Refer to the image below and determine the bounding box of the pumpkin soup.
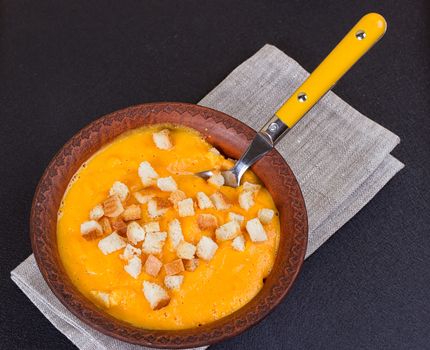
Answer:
[57,125,280,330]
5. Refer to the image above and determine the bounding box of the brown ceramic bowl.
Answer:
[31,102,308,349]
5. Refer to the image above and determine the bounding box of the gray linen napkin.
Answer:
[11,44,403,350]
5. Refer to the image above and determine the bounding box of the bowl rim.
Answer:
[30,102,308,348]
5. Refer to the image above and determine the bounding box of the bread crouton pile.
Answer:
[80,129,276,311]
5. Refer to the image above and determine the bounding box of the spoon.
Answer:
[196,13,387,187]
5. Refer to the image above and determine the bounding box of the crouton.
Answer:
[177,198,195,217]
[90,290,111,308]
[103,195,124,217]
[208,173,225,187]
[80,220,103,240]
[122,204,142,221]
[89,204,104,220]
[98,232,126,255]
[197,214,218,230]
[142,231,167,254]
[154,197,172,209]
[153,129,173,150]
[209,147,220,155]
[258,208,275,224]
[157,176,178,192]
[196,191,213,209]
[246,218,268,242]
[124,256,142,279]
[176,241,196,259]
[232,235,246,252]
[144,254,163,277]
[196,236,218,261]
[142,281,170,310]
[215,221,240,241]
[133,192,154,204]
[99,217,113,235]
[110,217,127,236]
[138,161,159,187]
[183,258,199,272]
[126,221,145,245]
[210,192,231,210]
[109,181,129,202]
[243,181,261,193]
[164,259,185,276]
[168,190,186,207]
[143,221,160,233]
[238,191,255,211]
[120,243,141,260]
[164,275,184,290]
[168,219,183,249]
[147,199,168,218]
[228,212,244,225]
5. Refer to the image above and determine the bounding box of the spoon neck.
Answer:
[232,131,274,182]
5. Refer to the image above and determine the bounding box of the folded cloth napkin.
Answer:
[11,44,404,350]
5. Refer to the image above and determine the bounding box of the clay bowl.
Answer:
[31,102,308,348]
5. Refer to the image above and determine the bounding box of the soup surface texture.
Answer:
[57,125,280,330]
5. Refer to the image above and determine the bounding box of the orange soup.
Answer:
[57,125,280,330]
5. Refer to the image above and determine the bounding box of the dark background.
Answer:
[1,0,429,349]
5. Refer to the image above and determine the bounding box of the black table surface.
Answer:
[1,1,429,349]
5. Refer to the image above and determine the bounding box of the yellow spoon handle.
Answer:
[275,13,387,128]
